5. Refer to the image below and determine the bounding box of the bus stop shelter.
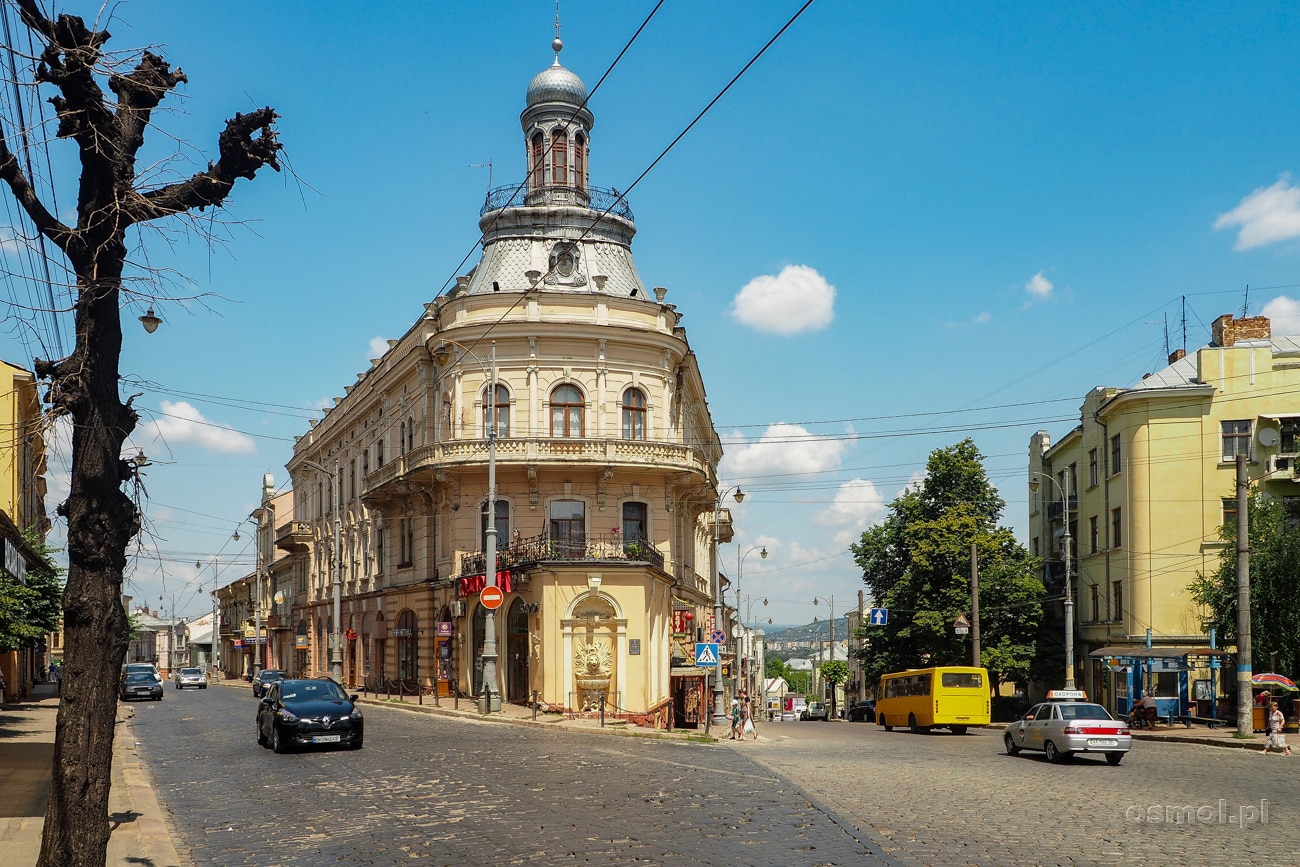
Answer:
[1090,646,1232,724]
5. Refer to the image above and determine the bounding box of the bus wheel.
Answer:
[909,714,928,734]
[879,714,892,731]
[951,725,968,735]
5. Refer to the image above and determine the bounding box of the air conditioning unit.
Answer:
[450,600,466,618]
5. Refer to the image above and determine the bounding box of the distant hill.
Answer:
[765,617,850,647]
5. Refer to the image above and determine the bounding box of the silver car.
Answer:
[1004,692,1132,765]
[174,667,207,689]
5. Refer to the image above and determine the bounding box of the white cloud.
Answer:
[730,264,835,335]
[1262,295,1300,336]
[369,336,390,362]
[1214,175,1300,250]
[137,400,256,454]
[1025,271,1054,301]
[0,230,24,256]
[722,423,846,478]
[814,479,886,529]
[973,311,992,324]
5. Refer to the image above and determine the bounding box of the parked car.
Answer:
[119,671,163,701]
[256,677,364,753]
[173,667,207,689]
[801,700,829,721]
[847,699,877,722]
[252,669,286,698]
[1004,690,1132,765]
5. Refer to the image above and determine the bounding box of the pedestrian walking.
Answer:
[742,692,757,740]
[730,699,741,740]
[1260,701,1292,755]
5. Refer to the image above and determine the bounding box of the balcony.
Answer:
[363,437,710,499]
[276,521,314,553]
[455,533,665,579]
[1046,495,1077,522]
[481,183,634,221]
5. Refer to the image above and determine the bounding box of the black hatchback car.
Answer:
[256,678,364,753]
[847,699,877,722]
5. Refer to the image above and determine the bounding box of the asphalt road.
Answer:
[129,689,1298,867]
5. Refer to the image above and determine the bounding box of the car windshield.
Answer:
[124,673,155,684]
[279,680,346,702]
[1060,704,1113,721]
[259,671,283,681]
[181,669,202,675]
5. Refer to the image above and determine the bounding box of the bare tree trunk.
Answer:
[0,5,281,865]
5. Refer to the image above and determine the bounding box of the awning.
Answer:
[1089,646,1230,659]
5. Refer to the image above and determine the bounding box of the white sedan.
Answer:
[173,667,208,689]
[1004,691,1131,764]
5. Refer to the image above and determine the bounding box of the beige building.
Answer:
[0,358,49,701]
[279,38,730,726]
[1029,314,1298,715]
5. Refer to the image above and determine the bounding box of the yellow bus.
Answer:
[875,666,990,734]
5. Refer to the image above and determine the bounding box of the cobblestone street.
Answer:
[131,687,889,866]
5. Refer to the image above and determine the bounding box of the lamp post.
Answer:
[1030,471,1074,690]
[743,594,769,700]
[712,486,745,727]
[300,460,342,683]
[233,518,266,678]
[737,545,766,697]
[813,595,836,713]
[433,339,501,713]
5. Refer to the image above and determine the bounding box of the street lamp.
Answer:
[433,338,502,713]
[813,595,836,713]
[233,517,267,678]
[712,485,744,727]
[1029,471,1074,690]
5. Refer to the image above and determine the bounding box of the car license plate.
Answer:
[312,734,341,744]
[1087,738,1118,747]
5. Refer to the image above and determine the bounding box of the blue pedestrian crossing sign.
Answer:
[869,607,888,626]
[695,642,720,667]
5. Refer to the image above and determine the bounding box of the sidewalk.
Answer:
[0,683,187,867]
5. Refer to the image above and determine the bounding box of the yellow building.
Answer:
[280,36,728,727]
[1029,314,1297,715]
[0,358,50,700]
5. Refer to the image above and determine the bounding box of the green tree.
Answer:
[850,439,1046,689]
[764,656,787,680]
[0,533,63,652]
[1190,493,1300,676]
[819,659,849,718]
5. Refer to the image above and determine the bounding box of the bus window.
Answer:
[941,672,983,689]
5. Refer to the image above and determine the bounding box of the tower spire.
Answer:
[553,1,563,64]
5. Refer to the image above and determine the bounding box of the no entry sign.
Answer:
[480,585,504,610]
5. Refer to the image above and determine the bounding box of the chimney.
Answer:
[1168,348,1186,364]
[1211,314,1271,347]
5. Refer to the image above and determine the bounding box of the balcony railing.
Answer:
[456,533,664,578]
[481,183,634,221]
[1046,495,1077,522]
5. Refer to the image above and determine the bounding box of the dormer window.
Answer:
[530,131,545,191]
[574,133,586,191]
[551,128,568,186]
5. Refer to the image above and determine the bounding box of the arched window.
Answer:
[396,609,418,685]
[550,384,584,438]
[574,133,586,191]
[482,384,510,437]
[531,131,544,190]
[407,415,415,452]
[551,128,568,186]
[621,388,646,440]
[399,422,407,456]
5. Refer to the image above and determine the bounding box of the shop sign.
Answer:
[436,621,453,638]
[458,571,513,597]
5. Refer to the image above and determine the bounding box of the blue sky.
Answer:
[3,1,1299,631]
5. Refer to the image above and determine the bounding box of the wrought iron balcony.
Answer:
[456,532,663,578]
[481,183,634,221]
[1046,495,1077,522]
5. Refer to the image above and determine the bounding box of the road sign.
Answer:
[695,642,719,667]
[480,585,504,610]
[710,629,726,644]
[869,607,888,625]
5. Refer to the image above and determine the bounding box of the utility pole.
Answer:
[1235,453,1253,737]
[970,542,981,668]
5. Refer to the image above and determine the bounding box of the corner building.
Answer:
[283,39,728,725]
[1028,314,1300,717]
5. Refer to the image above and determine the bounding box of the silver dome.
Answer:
[526,62,587,107]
